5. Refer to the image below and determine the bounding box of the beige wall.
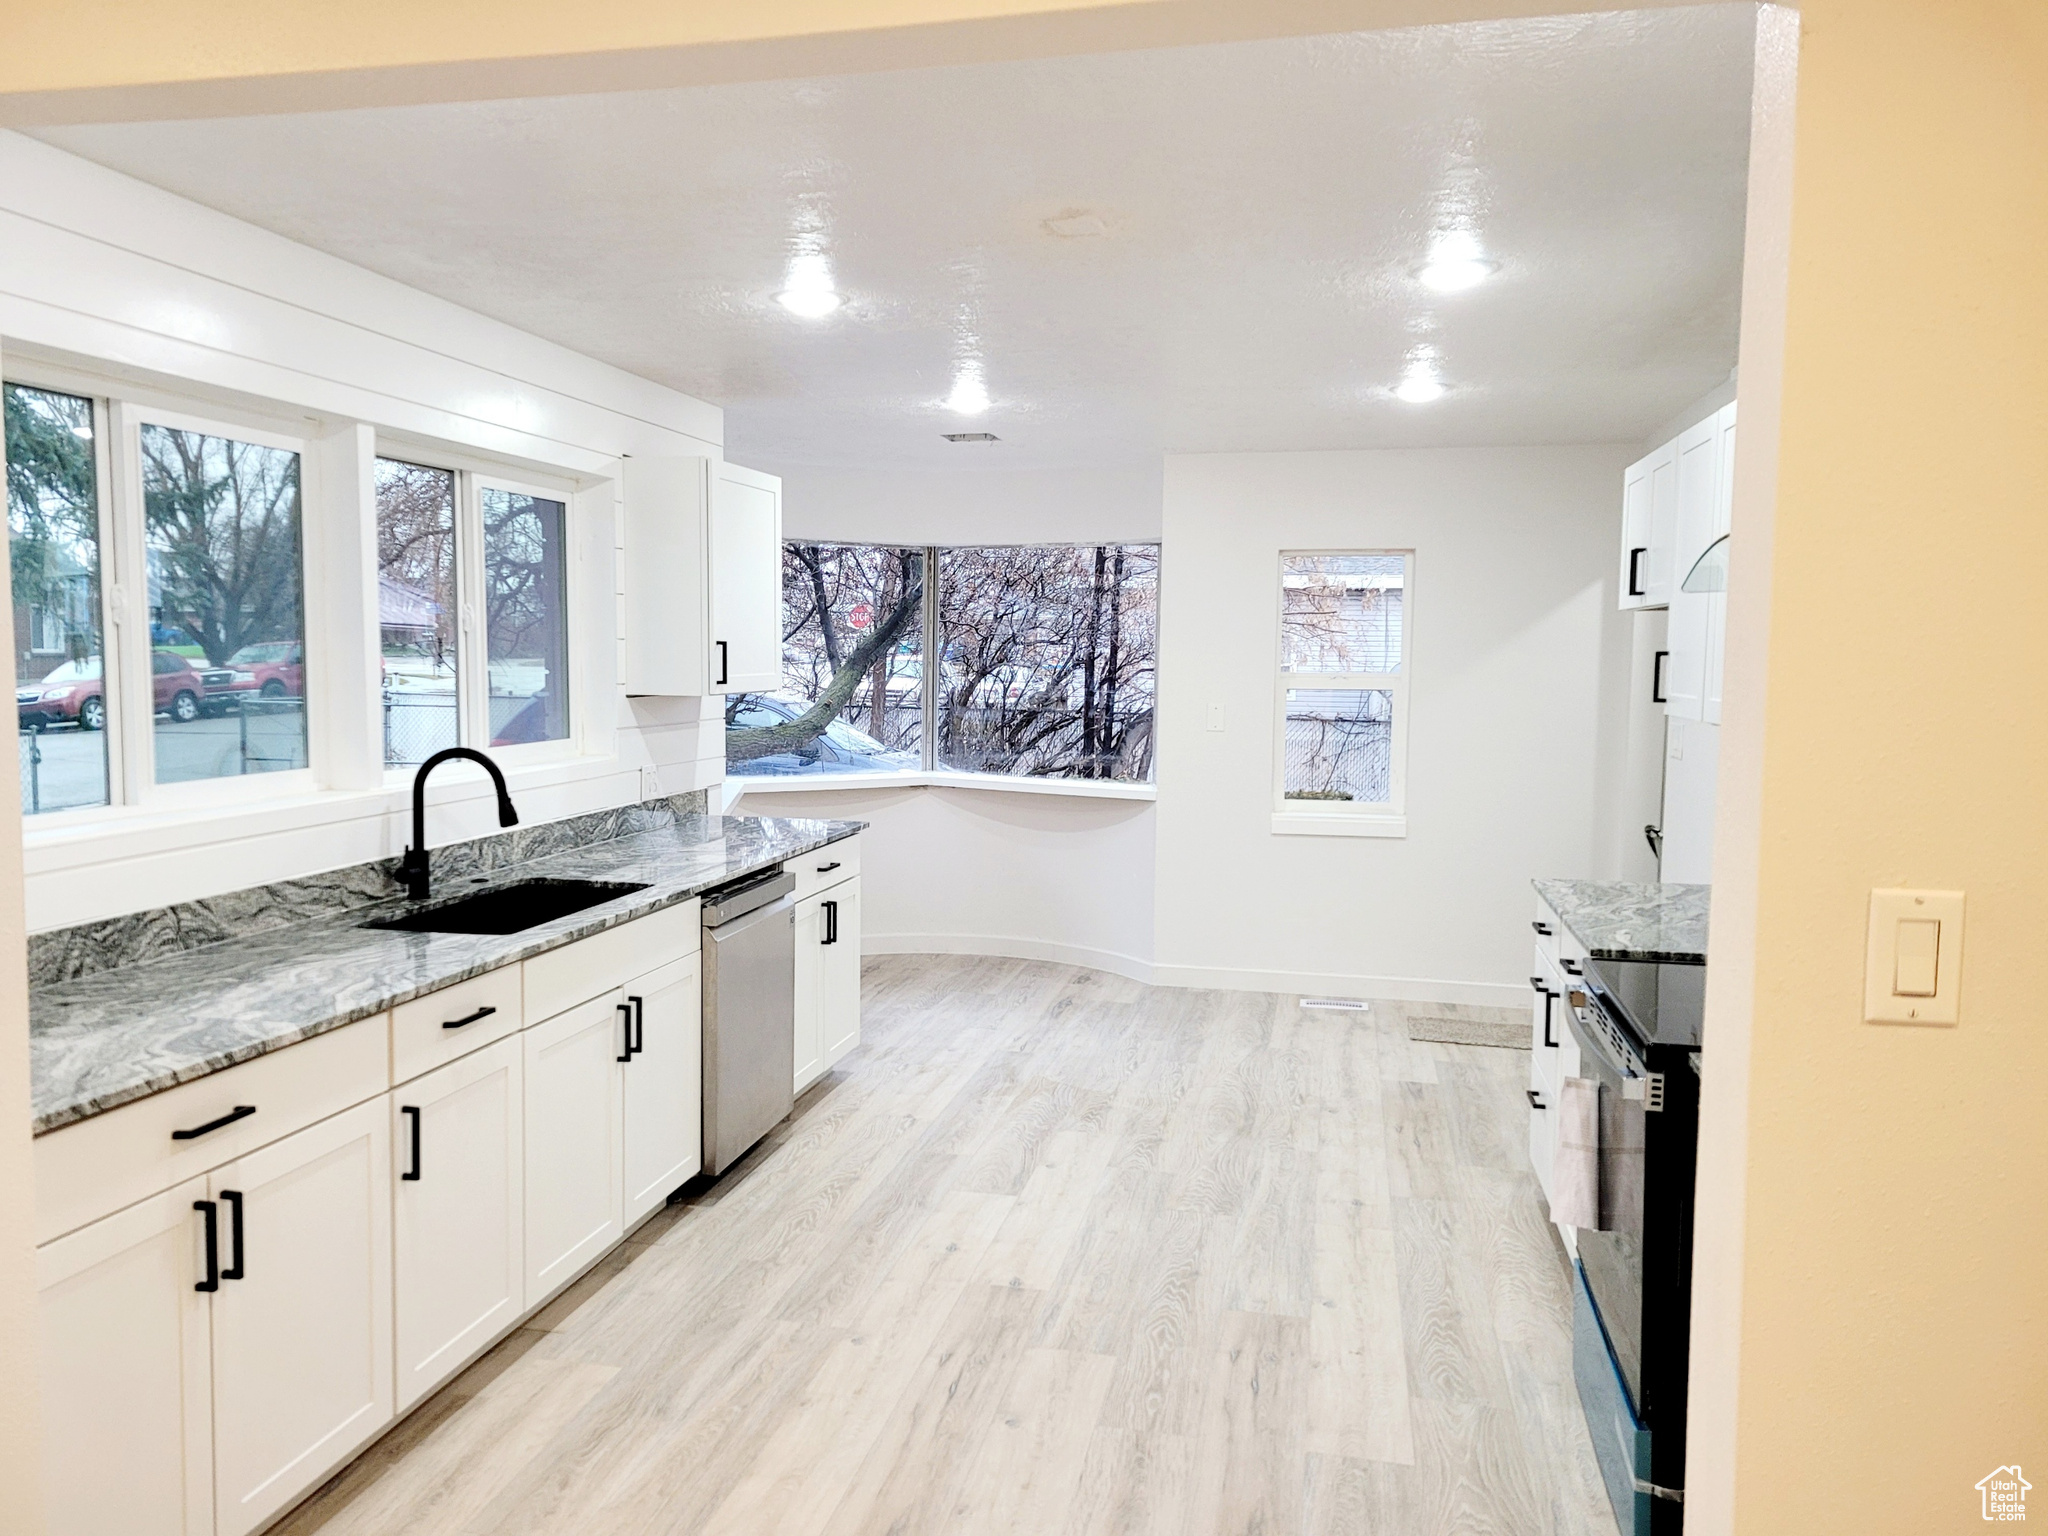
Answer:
[1688,3,2048,1531]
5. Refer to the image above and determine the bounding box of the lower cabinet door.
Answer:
[209,1100,393,1536]
[792,893,827,1092]
[820,879,863,1068]
[36,1176,214,1536]
[394,1037,525,1411]
[524,992,625,1303]
[621,952,704,1226]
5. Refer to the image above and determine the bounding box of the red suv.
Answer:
[16,658,106,731]
[221,641,304,701]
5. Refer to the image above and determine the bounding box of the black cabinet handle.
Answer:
[816,861,841,874]
[716,640,729,687]
[401,1105,422,1181]
[1645,823,1663,859]
[1527,1090,1547,1110]
[1543,992,1558,1049]
[172,1104,256,1141]
[1561,959,1582,976]
[616,1001,635,1063]
[1627,546,1648,597]
[195,1200,220,1293]
[628,994,645,1057]
[443,1005,497,1031]
[220,1190,245,1281]
[822,899,838,946]
[1531,922,1552,937]
[1652,650,1669,703]
[1529,975,1546,992]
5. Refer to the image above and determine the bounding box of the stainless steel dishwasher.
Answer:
[700,867,796,1176]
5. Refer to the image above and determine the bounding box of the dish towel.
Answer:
[1551,1076,1601,1230]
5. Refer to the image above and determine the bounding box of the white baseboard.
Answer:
[861,933,1524,1008]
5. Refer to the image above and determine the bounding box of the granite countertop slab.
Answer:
[31,814,861,1135]
[1531,878,1710,964]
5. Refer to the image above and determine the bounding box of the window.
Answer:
[481,486,570,747]
[7,383,109,815]
[727,541,1157,785]
[375,462,575,765]
[1276,552,1409,833]
[139,422,309,783]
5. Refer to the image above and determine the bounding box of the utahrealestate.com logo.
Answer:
[1978,1466,2031,1522]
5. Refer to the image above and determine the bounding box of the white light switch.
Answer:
[1865,889,1965,1025]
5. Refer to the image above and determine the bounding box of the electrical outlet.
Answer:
[640,766,661,801]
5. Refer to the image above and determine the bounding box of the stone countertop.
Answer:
[1531,878,1710,964]
[30,815,861,1135]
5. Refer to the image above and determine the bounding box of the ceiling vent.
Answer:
[1044,211,1108,239]
[943,432,1000,443]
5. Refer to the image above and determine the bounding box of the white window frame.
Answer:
[113,399,321,811]
[371,443,587,779]
[1271,548,1411,839]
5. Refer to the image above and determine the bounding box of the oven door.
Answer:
[1565,992,1650,1414]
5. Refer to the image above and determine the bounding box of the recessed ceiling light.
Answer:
[776,250,841,317]
[1415,228,1496,293]
[943,432,1000,443]
[945,368,991,415]
[1394,374,1447,403]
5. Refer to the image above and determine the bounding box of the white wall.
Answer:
[1152,447,1635,1006]
[770,460,1162,546]
[0,133,727,930]
[737,783,1156,979]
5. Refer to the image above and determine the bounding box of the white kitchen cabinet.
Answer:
[794,871,862,1094]
[709,461,783,694]
[523,992,625,1302]
[1663,401,1737,724]
[819,881,862,1070]
[37,1177,214,1536]
[619,454,781,697]
[208,1100,393,1536]
[393,1036,524,1411]
[1618,438,1678,610]
[620,952,704,1225]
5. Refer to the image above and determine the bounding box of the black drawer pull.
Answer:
[1527,1090,1547,1110]
[822,899,839,946]
[1531,921,1552,937]
[401,1105,422,1181]
[1543,992,1557,1049]
[815,861,842,874]
[195,1201,219,1292]
[220,1190,245,1281]
[172,1105,256,1142]
[617,1001,636,1063]
[1529,975,1546,993]
[1561,959,1582,976]
[628,995,645,1057]
[443,1005,498,1030]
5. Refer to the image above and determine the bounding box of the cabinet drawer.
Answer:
[791,836,859,901]
[34,1016,390,1245]
[392,966,523,1085]
[523,900,700,1024]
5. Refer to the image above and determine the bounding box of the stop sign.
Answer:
[847,602,873,630]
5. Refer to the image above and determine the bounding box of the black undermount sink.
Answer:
[363,878,651,936]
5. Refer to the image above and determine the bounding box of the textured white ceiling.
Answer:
[34,7,1754,475]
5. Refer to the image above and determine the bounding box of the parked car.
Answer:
[16,657,106,731]
[222,640,304,699]
[149,648,217,724]
[727,693,919,776]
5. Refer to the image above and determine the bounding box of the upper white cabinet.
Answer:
[1618,438,1678,609]
[620,455,782,698]
[1664,402,1737,724]
[710,461,783,694]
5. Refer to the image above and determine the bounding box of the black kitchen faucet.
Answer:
[400,748,519,902]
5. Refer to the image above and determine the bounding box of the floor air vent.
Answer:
[1299,997,1369,1011]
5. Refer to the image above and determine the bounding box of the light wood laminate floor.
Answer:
[277,955,1616,1536]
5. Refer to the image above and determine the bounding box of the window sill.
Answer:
[733,770,1158,803]
[1271,811,1407,838]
